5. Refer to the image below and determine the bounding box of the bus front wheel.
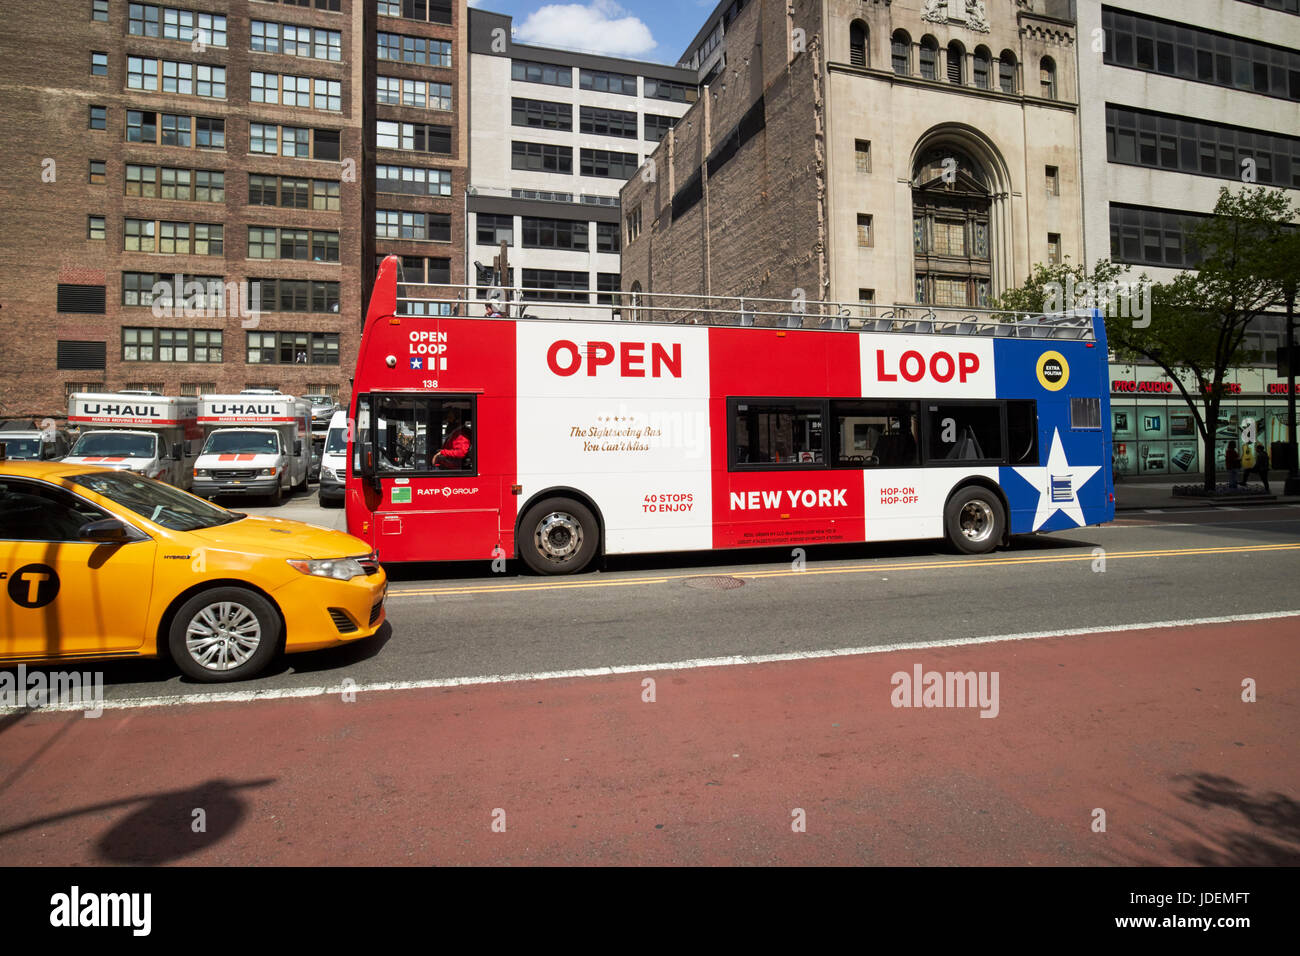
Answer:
[945,486,1005,555]
[519,497,599,575]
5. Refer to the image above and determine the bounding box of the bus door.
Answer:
[358,393,500,562]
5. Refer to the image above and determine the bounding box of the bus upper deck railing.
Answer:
[389,282,1098,341]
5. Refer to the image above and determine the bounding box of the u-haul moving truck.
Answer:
[193,393,311,504]
[65,393,201,487]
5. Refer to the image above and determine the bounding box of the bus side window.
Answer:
[926,402,1003,462]
[1007,400,1039,464]
[831,400,920,467]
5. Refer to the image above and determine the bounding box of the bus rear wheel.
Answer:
[945,486,1005,555]
[519,497,599,575]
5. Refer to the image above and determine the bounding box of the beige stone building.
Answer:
[620,0,1082,315]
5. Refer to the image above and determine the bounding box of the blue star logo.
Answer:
[409,357,423,370]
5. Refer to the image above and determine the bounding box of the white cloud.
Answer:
[514,1,656,58]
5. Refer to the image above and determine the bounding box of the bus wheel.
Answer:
[945,486,1004,555]
[519,497,599,575]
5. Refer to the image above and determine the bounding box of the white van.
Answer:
[64,393,200,487]
[192,393,311,504]
[318,410,349,506]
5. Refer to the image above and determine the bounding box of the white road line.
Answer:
[9,610,1300,715]
[1142,508,1165,513]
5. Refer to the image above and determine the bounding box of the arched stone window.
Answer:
[891,30,911,76]
[998,50,1018,93]
[911,148,993,307]
[850,21,869,68]
[947,41,965,85]
[973,46,992,89]
[919,35,939,81]
[1040,56,1057,99]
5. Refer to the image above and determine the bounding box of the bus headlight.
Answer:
[286,557,366,580]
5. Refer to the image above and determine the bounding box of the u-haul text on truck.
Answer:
[65,393,200,487]
[193,392,311,505]
[344,256,1114,573]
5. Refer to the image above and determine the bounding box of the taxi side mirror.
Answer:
[78,518,140,544]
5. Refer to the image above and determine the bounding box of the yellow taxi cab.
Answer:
[0,458,387,682]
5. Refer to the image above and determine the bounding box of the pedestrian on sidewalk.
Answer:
[1247,441,1270,492]
[1225,441,1241,489]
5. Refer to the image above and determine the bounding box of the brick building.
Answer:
[0,0,468,421]
[619,0,1084,314]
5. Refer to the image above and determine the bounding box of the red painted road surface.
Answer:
[1,618,1296,865]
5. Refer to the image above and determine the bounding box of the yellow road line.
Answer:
[387,541,1300,598]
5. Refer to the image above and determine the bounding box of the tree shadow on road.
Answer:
[0,777,275,865]
[1169,772,1300,866]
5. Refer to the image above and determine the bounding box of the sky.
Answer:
[467,0,720,65]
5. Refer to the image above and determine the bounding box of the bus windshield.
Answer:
[71,432,158,459]
[203,430,280,455]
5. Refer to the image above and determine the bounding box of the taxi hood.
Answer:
[186,514,371,559]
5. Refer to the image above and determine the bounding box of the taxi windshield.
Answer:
[70,471,240,531]
[203,430,280,455]
[0,437,43,459]
[71,432,157,459]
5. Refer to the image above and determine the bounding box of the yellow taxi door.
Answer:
[0,477,156,659]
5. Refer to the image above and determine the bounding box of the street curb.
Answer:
[1116,498,1299,512]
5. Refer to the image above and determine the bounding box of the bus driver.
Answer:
[432,407,472,470]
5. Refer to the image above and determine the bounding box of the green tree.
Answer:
[1110,187,1298,492]
[990,257,1131,316]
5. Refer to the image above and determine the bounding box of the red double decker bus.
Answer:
[345,256,1114,573]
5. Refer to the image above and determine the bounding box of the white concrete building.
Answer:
[1075,0,1300,475]
[467,8,696,317]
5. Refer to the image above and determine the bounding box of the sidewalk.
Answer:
[1114,472,1300,511]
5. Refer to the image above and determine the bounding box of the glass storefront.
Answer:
[1109,375,1296,478]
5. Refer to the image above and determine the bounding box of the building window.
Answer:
[859,289,876,316]
[857,214,873,247]
[1104,104,1300,189]
[375,164,450,197]
[948,41,965,84]
[973,46,991,89]
[1109,203,1208,268]
[580,106,637,139]
[891,30,911,76]
[92,51,108,76]
[376,121,450,154]
[252,21,341,61]
[90,105,107,129]
[522,217,589,250]
[643,79,697,102]
[512,140,573,174]
[1040,56,1057,99]
[1047,233,1062,264]
[247,331,339,365]
[1046,165,1059,196]
[123,327,222,363]
[855,140,871,173]
[580,69,636,95]
[89,160,106,184]
[626,205,642,243]
[596,221,620,253]
[580,148,638,179]
[1102,8,1300,101]
[999,51,1017,93]
[512,59,572,87]
[644,113,676,143]
[88,216,106,240]
[476,214,513,247]
[92,0,109,22]
[597,273,621,305]
[849,21,868,68]
[248,278,339,313]
[522,268,588,301]
[919,37,938,80]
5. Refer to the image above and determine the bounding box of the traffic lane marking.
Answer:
[8,610,1298,714]
[387,542,1300,598]
[2,617,1294,865]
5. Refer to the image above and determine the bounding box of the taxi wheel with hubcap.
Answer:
[519,497,599,575]
[168,587,281,682]
[944,486,1005,555]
